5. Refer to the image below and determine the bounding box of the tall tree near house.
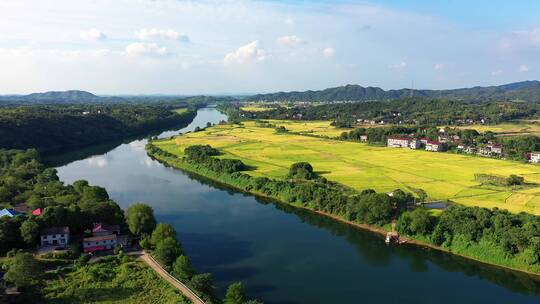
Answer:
[125,203,157,236]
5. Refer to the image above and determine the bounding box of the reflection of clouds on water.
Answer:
[129,140,145,151]
[87,155,108,168]
[141,157,156,168]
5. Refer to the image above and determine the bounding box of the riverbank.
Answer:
[146,144,540,279]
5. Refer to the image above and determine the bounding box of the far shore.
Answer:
[147,149,540,280]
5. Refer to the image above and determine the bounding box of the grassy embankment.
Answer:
[153,120,540,215]
[42,256,188,304]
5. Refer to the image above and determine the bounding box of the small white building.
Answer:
[530,152,540,163]
[387,137,410,148]
[40,227,70,247]
[487,144,502,155]
[426,141,443,152]
[360,135,368,142]
[409,139,421,149]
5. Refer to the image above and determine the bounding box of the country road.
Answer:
[130,251,206,304]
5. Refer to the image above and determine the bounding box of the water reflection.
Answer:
[53,108,540,304]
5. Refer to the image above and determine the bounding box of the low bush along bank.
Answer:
[146,141,540,275]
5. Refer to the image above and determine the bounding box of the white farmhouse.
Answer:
[387,137,410,148]
[40,227,70,247]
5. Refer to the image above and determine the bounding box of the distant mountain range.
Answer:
[0,90,124,104]
[248,80,540,102]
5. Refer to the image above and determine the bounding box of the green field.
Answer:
[173,108,189,114]
[455,120,540,136]
[155,121,540,215]
[43,256,187,304]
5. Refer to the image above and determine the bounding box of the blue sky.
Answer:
[0,0,539,94]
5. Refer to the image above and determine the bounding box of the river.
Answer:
[50,107,540,304]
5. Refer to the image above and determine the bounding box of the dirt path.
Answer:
[135,251,205,304]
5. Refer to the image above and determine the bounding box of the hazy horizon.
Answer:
[2,0,540,94]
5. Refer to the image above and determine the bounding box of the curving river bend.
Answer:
[49,108,540,304]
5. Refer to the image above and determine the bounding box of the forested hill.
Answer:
[248,80,540,102]
[0,104,197,152]
[0,90,239,105]
[0,90,125,104]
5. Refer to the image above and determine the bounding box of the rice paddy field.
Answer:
[154,120,540,215]
[456,120,540,136]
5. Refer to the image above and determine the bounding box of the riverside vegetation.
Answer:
[0,149,260,303]
[146,122,540,276]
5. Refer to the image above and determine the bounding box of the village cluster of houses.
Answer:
[0,204,128,254]
[40,222,129,253]
[387,137,444,152]
[382,128,506,156]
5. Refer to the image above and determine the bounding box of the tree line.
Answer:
[220,98,539,126]
[146,142,540,273]
[0,104,197,152]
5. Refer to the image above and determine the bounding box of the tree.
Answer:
[153,237,183,267]
[189,273,215,298]
[288,162,315,180]
[172,255,195,281]
[151,223,177,246]
[4,253,42,287]
[507,175,525,186]
[125,203,156,236]
[20,219,40,245]
[224,282,246,304]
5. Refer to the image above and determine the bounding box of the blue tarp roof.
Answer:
[0,208,21,218]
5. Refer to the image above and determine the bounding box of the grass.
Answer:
[154,120,540,215]
[173,108,189,114]
[42,256,188,304]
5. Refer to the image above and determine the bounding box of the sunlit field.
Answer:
[154,121,540,215]
[455,120,540,136]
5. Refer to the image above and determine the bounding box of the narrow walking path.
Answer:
[133,250,206,304]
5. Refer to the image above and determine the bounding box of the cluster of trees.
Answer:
[0,149,125,254]
[183,145,246,174]
[222,98,539,126]
[474,174,525,187]
[0,104,197,152]
[127,203,261,304]
[398,205,540,268]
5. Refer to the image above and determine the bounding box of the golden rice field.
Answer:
[154,120,540,215]
[455,120,540,136]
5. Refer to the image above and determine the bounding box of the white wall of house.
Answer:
[40,233,69,247]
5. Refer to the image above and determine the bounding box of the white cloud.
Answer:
[389,61,407,69]
[80,28,107,42]
[125,43,168,57]
[136,28,189,42]
[322,47,335,58]
[285,17,295,25]
[434,63,446,70]
[519,64,530,72]
[491,69,503,76]
[277,35,306,47]
[224,41,268,66]
[498,27,540,52]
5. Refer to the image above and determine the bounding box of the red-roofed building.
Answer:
[83,234,117,253]
[92,223,120,237]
